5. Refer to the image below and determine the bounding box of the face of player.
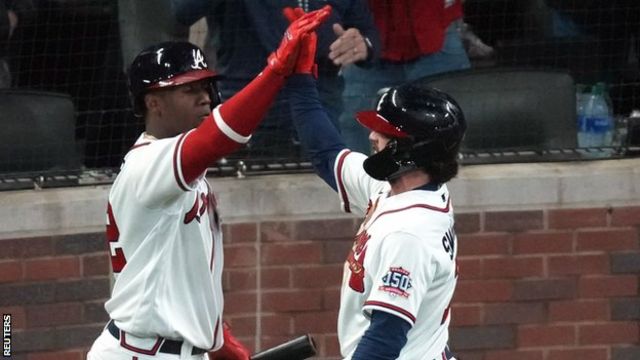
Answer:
[369,131,391,154]
[147,79,212,137]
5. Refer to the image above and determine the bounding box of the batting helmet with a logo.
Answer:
[356,83,466,181]
[127,41,221,116]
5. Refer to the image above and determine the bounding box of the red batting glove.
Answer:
[267,5,331,76]
[283,7,319,77]
[208,322,251,360]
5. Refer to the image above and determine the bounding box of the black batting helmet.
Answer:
[127,41,221,116]
[356,83,466,181]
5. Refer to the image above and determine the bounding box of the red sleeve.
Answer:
[179,67,286,184]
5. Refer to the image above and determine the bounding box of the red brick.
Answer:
[0,260,23,283]
[24,257,80,280]
[455,351,484,360]
[513,279,576,301]
[0,237,53,259]
[224,292,257,314]
[485,211,543,232]
[261,242,323,266]
[323,287,341,310]
[454,280,513,303]
[26,302,84,328]
[485,350,543,360]
[549,299,610,322]
[576,229,638,252]
[482,257,544,279]
[458,258,482,279]
[548,254,610,276]
[291,264,343,288]
[513,232,573,254]
[260,314,293,336]
[26,350,84,360]
[547,348,608,360]
[294,218,358,240]
[226,269,257,291]
[81,253,110,277]
[225,315,257,337]
[54,233,105,255]
[458,234,511,256]
[0,306,26,330]
[260,221,295,242]
[293,311,338,333]
[259,335,298,351]
[455,212,481,234]
[322,239,352,264]
[484,303,546,324]
[261,267,290,289]
[262,289,324,312]
[225,244,257,267]
[517,325,576,347]
[450,304,482,326]
[610,206,640,226]
[451,326,514,350]
[223,222,257,243]
[578,322,639,344]
[323,334,341,358]
[548,208,608,229]
[579,275,638,298]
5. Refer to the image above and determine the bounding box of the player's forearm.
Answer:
[180,67,286,183]
[288,74,346,191]
[218,66,286,137]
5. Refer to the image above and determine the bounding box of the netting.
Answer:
[0,0,638,181]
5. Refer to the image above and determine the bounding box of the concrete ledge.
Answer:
[1,158,638,239]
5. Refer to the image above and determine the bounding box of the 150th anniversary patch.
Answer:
[379,267,412,297]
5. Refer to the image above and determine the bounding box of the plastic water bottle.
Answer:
[576,85,589,147]
[579,82,613,148]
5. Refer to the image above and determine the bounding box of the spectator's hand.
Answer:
[283,7,319,76]
[267,5,332,76]
[208,322,251,360]
[329,23,369,66]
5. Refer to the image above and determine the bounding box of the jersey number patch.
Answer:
[106,202,127,273]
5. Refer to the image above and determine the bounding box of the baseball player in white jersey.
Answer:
[87,6,331,360]
[286,50,466,359]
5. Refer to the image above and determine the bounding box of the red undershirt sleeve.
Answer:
[179,67,286,184]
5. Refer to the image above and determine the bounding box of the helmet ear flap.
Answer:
[363,138,419,181]
[207,81,222,109]
[363,145,401,181]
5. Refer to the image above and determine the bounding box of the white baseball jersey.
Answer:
[334,150,458,360]
[104,131,224,351]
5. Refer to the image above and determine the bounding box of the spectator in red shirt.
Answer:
[340,0,471,153]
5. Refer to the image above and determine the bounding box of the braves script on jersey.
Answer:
[334,150,458,360]
[105,132,224,351]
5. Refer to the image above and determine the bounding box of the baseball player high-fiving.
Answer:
[87,6,331,360]
[286,27,466,358]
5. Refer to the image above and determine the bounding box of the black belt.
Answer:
[107,320,206,356]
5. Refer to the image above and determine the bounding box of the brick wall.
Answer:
[0,234,111,360]
[1,206,638,360]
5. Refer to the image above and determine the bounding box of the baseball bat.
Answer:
[250,334,317,360]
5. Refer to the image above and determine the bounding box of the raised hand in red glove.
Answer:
[283,7,319,76]
[267,5,331,76]
[208,322,251,360]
